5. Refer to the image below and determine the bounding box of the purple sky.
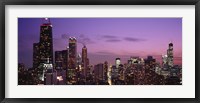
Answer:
[18,18,182,68]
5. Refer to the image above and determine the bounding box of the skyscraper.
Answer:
[167,42,173,67]
[130,56,139,64]
[68,37,77,78]
[162,55,168,65]
[103,61,108,81]
[43,58,54,85]
[33,18,54,82]
[55,50,68,70]
[162,54,168,70]
[82,45,87,77]
[39,18,53,64]
[62,49,68,70]
[144,56,156,70]
[94,63,104,82]
[55,49,68,85]
[111,65,118,79]
[77,53,82,72]
[115,58,121,68]
[55,51,64,70]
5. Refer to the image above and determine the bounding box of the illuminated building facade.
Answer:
[56,69,66,85]
[167,42,173,67]
[39,18,53,64]
[62,50,68,70]
[94,63,104,82]
[111,65,118,78]
[115,58,121,68]
[32,18,54,81]
[18,63,26,72]
[33,43,40,69]
[162,42,174,70]
[55,51,63,70]
[118,64,125,80]
[55,49,68,84]
[43,58,54,85]
[82,45,87,77]
[44,70,54,85]
[68,37,77,78]
[170,65,181,77]
[55,50,68,70]
[127,60,132,67]
[162,55,168,65]
[112,58,120,80]
[86,58,90,77]
[77,53,82,71]
[130,56,139,64]
[103,61,108,81]
[162,54,168,70]
[144,56,156,72]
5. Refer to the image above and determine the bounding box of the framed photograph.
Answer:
[1,0,200,103]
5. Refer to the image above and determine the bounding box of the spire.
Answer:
[42,18,51,25]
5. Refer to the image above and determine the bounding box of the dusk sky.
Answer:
[18,18,182,68]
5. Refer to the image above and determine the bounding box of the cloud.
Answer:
[106,39,121,42]
[102,35,118,39]
[100,35,121,42]
[124,37,146,42]
[101,35,145,43]
[78,34,95,45]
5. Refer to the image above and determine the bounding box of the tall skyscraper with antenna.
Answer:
[39,18,53,64]
[33,18,54,82]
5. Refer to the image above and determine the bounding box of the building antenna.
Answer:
[43,18,51,24]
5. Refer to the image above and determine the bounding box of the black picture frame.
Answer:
[0,0,200,103]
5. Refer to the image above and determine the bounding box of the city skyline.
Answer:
[18,18,182,68]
